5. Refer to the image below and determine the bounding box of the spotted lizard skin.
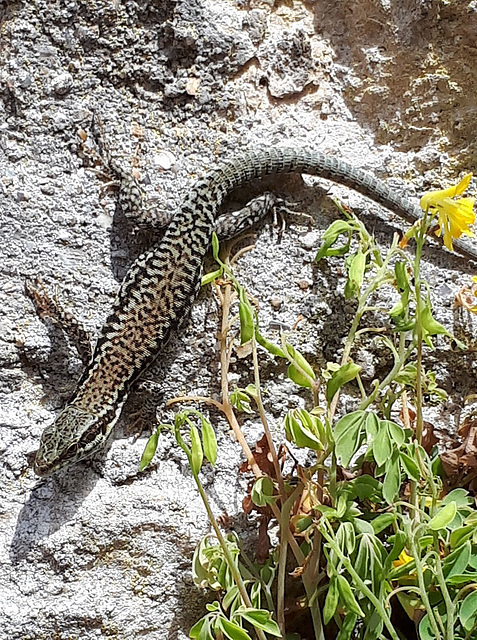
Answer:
[32,147,467,476]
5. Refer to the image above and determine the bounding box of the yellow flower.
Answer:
[420,173,475,251]
[393,549,414,568]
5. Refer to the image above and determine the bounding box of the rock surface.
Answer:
[1,0,477,638]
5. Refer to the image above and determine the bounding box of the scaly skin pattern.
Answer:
[32,148,428,475]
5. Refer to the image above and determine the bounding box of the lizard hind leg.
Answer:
[25,278,93,366]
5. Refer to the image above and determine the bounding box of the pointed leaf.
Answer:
[236,609,281,635]
[385,420,406,447]
[217,617,252,640]
[372,426,393,468]
[336,575,365,617]
[190,425,204,474]
[344,250,366,299]
[326,362,361,402]
[238,288,254,344]
[400,451,421,482]
[285,343,315,388]
[251,476,276,507]
[315,220,354,261]
[202,268,223,286]
[337,612,357,640]
[323,575,339,625]
[382,452,401,504]
[255,327,284,357]
[365,412,379,439]
[139,427,162,471]
[201,417,217,466]
[429,502,457,531]
[211,232,220,260]
[459,590,477,632]
[334,411,367,468]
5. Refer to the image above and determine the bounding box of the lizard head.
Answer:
[33,404,115,477]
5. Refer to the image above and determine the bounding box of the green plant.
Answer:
[141,176,477,640]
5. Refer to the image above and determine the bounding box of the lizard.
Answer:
[29,146,477,476]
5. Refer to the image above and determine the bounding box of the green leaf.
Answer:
[399,451,421,482]
[443,542,471,578]
[211,232,220,260]
[236,609,281,635]
[249,582,261,609]
[419,296,452,348]
[445,573,477,585]
[419,613,437,640]
[216,617,252,640]
[389,291,408,322]
[371,513,396,534]
[383,531,407,573]
[284,409,325,451]
[363,611,384,640]
[222,586,240,612]
[394,261,410,290]
[459,590,477,632]
[442,488,472,508]
[334,410,366,440]
[355,533,384,594]
[190,425,204,474]
[201,417,217,466]
[354,537,370,586]
[285,343,315,388]
[255,327,284,357]
[353,518,375,535]
[344,250,366,299]
[326,362,361,402]
[420,299,451,337]
[336,574,365,617]
[190,617,213,640]
[336,522,356,556]
[384,420,406,447]
[450,525,474,549]
[323,575,339,625]
[344,475,382,502]
[238,288,254,344]
[315,219,354,261]
[336,612,358,640]
[230,387,254,414]
[202,267,223,286]
[429,501,457,531]
[365,412,379,439]
[251,477,276,507]
[372,426,393,468]
[382,452,401,504]
[139,427,162,471]
[334,411,367,468]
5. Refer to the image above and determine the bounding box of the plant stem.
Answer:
[329,237,398,420]
[191,469,269,640]
[320,520,400,640]
[251,337,286,505]
[407,529,443,639]
[433,549,455,640]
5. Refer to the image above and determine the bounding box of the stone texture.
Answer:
[1,1,477,638]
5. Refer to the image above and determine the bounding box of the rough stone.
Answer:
[2,1,477,639]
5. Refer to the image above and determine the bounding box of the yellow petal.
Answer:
[422,174,475,252]
[393,549,414,568]
[421,174,474,211]
[456,173,473,195]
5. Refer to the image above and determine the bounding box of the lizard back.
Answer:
[33,147,424,475]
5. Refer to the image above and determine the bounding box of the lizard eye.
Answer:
[64,443,79,460]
